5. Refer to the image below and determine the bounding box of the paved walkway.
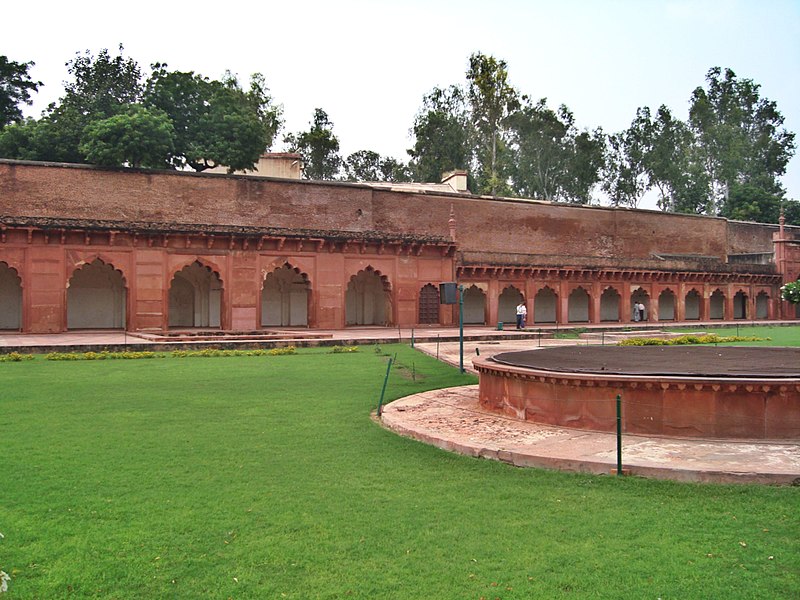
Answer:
[380,385,800,485]
[0,319,795,351]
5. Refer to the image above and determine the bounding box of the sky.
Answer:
[6,0,800,207]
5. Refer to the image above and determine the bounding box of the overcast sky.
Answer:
[6,0,800,207]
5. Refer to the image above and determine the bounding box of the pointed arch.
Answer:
[684,288,702,321]
[261,263,310,327]
[710,288,725,320]
[631,287,650,321]
[0,262,22,330]
[658,288,676,321]
[755,291,769,320]
[462,285,486,325]
[66,258,127,329]
[345,266,391,326]
[733,289,748,320]
[534,286,557,324]
[600,286,621,322]
[168,261,223,328]
[498,285,523,324]
[568,286,590,323]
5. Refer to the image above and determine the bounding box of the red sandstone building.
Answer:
[0,157,798,334]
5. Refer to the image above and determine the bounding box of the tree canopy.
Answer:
[407,85,471,183]
[0,55,42,129]
[466,52,519,196]
[508,99,605,203]
[0,46,282,173]
[604,67,796,221]
[284,108,342,180]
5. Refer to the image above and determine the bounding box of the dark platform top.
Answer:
[490,346,800,378]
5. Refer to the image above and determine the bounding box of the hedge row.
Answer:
[617,334,768,346]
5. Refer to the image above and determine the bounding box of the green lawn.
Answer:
[668,324,800,346]
[1,345,798,598]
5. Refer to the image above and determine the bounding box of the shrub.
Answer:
[45,351,159,361]
[330,345,359,353]
[268,346,297,356]
[618,333,768,346]
[780,281,800,304]
[0,352,34,362]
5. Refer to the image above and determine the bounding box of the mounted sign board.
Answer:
[439,282,458,304]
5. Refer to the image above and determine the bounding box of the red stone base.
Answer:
[474,347,800,440]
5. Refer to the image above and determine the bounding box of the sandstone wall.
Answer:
[0,160,782,270]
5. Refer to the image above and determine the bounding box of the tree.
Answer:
[1,45,145,164]
[0,56,41,128]
[466,52,518,195]
[343,150,411,182]
[603,106,697,210]
[143,66,282,172]
[61,45,143,118]
[689,67,796,213]
[79,105,174,168]
[783,199,800,226]
[284,108,341,180]
[407,85,471,183]
[508,99,604,203]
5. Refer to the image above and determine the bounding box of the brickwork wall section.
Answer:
[1,160,787,269]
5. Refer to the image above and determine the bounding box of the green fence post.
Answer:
[376,357,393,417]
[616,393,623,476]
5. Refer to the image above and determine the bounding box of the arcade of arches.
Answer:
[0,248,791,332]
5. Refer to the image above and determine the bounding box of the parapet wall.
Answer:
[0,160,789,273]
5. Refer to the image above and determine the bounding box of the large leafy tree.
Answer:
[343,150,411,182]
[0,47,282,173]
[508,99,604,204]
[0,45,144,164]
[688,67,796,214]
[0,55,41,128]
[407,85,471,184]
[466,52,518,195]
[603,106,697,210]
[143,66,282,172]
[79,105,175,168]
[284,108,342,180]
[604,67,795,221]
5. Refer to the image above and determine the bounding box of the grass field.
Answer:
[669,324,800,346]
[1,344,798,598]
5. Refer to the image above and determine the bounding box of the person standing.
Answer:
[637,302,647,321]
[515,301,527,329]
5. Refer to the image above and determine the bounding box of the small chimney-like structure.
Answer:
[441,170,468,193]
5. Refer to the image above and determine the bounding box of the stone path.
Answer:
[380,385,800,485]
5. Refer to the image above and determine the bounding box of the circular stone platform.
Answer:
[490,346,800,378]
[474,346,800,440]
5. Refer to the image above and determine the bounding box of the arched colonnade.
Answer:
[455,281,778,326]
[0,256,786,331]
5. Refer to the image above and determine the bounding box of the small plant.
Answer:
[780,281,800,304]
[267,346,297,356]
[330,345,359,353]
